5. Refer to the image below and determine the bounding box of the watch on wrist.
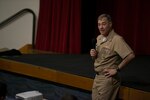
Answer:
[116,67,120,72]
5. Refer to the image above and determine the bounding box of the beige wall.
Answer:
[0,0,39,49]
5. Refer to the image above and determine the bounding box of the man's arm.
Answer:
[118,52,135,70]
[103,52,135,77]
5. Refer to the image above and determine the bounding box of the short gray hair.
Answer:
[97,14,112,22]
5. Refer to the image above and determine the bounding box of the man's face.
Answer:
[98,17,112,36]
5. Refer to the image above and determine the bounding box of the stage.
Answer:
[0,44,150,100]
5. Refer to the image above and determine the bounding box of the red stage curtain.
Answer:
[35,0,81,54]
[113,0,150,55]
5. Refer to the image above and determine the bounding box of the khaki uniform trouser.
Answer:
[92,74,120,100]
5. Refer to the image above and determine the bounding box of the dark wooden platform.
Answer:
[0,44,150,100]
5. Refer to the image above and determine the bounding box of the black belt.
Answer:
[96,72,99,75]
[96,72,101,75]
[96,71,104,75]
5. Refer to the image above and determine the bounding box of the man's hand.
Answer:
[103,68,117,77]
[90,49,97,58]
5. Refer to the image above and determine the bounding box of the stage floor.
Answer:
[0,54,95,91]
[1,53,150,100]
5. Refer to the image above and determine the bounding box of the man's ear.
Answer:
[109,22,112,27]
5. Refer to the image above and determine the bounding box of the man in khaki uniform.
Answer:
[90,14,135,100]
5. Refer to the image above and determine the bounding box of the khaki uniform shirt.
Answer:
[94,29,133,72]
